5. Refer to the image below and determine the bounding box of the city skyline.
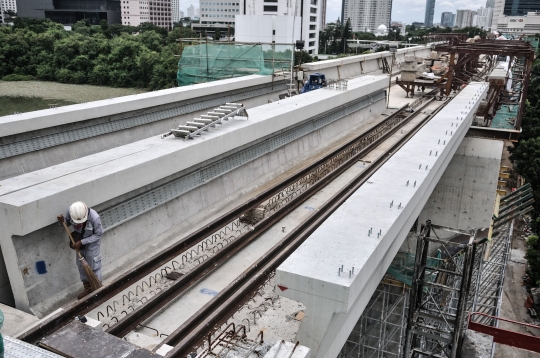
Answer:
[326,0,490,26]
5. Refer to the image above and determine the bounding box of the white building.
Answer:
[121,0,170,28]
[172,0,181,23]
[195,8,200,17]
[495,12,540,35]
[490,0,504,29]
[341,0,393,33]
[455,9,475,28]
[187,4,195,18]
[235,15,301,43]
[201,0,322,54]
[1,0,17,23]
[390,20,406,35]
[473,6,494,29]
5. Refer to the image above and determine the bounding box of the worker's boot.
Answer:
[77,281,92,300]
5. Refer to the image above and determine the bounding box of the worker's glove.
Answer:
[72,241,83,251]
[69,231,84,250]
[57,214,65,224]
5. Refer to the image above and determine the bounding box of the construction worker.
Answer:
[57,201,103,299]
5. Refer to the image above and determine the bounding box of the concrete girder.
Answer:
[0,76,388,313]
[275,82,489,358]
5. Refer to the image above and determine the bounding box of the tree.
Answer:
[510,138,540,188]
[3,10,16,23]
[342,18,352,53]
[214,28,221,41]
[354,32,376,40]
[294,50,313,66]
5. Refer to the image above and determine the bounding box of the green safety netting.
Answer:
[177,43,293,86]
[387,251,442,286]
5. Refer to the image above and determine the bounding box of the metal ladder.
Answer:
[161,103,248,140]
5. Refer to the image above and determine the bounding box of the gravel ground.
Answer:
[494,225,540,358]
[0,80,147,103]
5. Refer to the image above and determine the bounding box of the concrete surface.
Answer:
[0,75,387,314]
[301,46,431,80]
[264,341,310,358]
[0,77,286,181]
[275,82,489,358]
[494,228,540,358]
[137,138,381,337]
[0,76,274,137]
[419,138,504,237]
[0,303,38,337]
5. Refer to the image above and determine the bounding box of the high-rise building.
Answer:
[492,0,540,30]
[441,12,454,27]
[187,4,194,18]
[195,7,199,17]
[341,0,393,33]
[152,0,171,27]
[473,6,493,28]
[424,0,435,27]
[119,0,170,28]
[199,0,323,54]
[18,0,121,25]
[0,0,17,23]
[503,0,540,16]
[455,9,475,27]
[172,0,181,22]
[121,0,147,26]
[486,0,495,7]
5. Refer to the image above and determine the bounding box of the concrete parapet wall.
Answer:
[0,76,286,181]
[301,46,432,80]
[275,82,489,357]
[0,76,388,314]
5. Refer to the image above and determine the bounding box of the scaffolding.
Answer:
[337,182,533,358]
[338,281,410,358]
[176,42,294,86]
[338,222,490,358]
[403,222,487,358]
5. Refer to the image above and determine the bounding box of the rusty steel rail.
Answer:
[20,99,432,345]
[104,99,435,338]
[157,100,442,355]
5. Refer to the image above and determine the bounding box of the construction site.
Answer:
[0,34,538,358]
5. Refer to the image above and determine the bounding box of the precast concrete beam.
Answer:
[0,76,289,180]
[0,75,388,312]
[275,82,489,358]
[0,75,274,138]
[301,46,431,79]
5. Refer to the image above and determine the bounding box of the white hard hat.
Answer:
[69,201,88,224]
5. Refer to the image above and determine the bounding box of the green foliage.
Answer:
[0,18,198,89]
[319,19,354,55]
[527,246,540,284]
[214,28,221,41]
[527,235,539,250]
[294,50,313,66]
[1,74,34,81]
[513,40,540,285]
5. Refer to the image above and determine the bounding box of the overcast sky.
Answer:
[326,0,489,26]
[181,0,490,26]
